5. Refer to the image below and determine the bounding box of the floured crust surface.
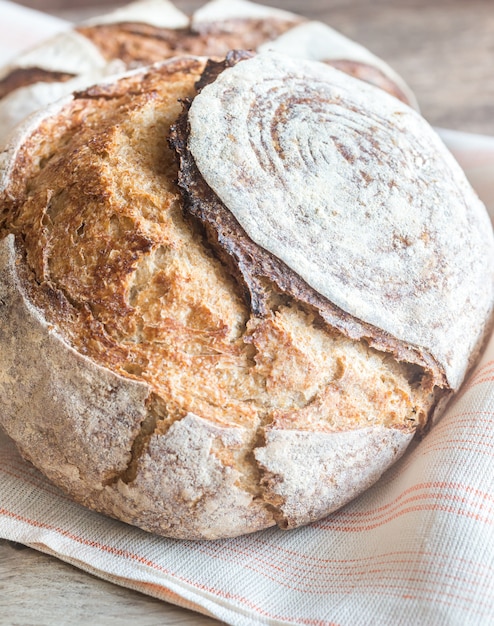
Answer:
[183,52,494,392]
[255,426,413,528]
[0,234,150,490]
[257,20,417,107]
[0,56,440,539]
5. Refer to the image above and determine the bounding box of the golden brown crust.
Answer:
[76,17,302,66]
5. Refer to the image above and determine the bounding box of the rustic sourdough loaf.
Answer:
[0,52,492,539]
[0,0,417,145]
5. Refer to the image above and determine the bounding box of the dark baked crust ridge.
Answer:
[169,54,447,395]
[0,68,76,100]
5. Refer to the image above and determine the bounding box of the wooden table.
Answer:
[2,1,494,624]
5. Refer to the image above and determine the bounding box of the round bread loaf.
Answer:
[0,53,492,540]
[0,0,417,145]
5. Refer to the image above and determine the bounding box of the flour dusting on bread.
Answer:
[185,52,493,392]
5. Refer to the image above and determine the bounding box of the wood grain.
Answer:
[0,539,222,625]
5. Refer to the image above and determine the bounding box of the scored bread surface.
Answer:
[184,53,493,393]
[0,55,445,539]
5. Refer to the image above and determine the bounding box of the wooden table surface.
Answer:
[1,1,494,624]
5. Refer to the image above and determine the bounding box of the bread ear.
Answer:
[185,52,494,392]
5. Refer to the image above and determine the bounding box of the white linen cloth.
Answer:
[0,0,69,64]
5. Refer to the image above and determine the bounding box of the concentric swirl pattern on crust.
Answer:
[181,52,494,393]
[0,55,450,539]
